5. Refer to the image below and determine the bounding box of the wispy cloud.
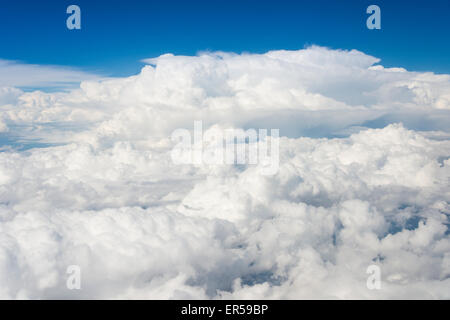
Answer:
[0,59,104,90]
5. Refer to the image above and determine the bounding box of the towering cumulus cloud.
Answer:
[0,47,449,299]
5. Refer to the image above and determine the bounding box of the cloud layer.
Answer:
[0,59,102,90]
[0,47,449,299]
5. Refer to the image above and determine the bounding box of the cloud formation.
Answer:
[0,47,449,299]
[0,59,102,90]
[2,46,450,144]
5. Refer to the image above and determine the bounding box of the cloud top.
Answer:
[0,46,449,299]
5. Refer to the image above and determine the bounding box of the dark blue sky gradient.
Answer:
[0,0,449,76]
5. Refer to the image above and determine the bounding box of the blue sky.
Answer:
[0,0,449,78]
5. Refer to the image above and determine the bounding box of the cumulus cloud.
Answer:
[0,46,449,299]
[2,46,449,145]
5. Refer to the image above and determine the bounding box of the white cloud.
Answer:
[0,47,449,299]
[2,46,450,145]
[0,59,103,90]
